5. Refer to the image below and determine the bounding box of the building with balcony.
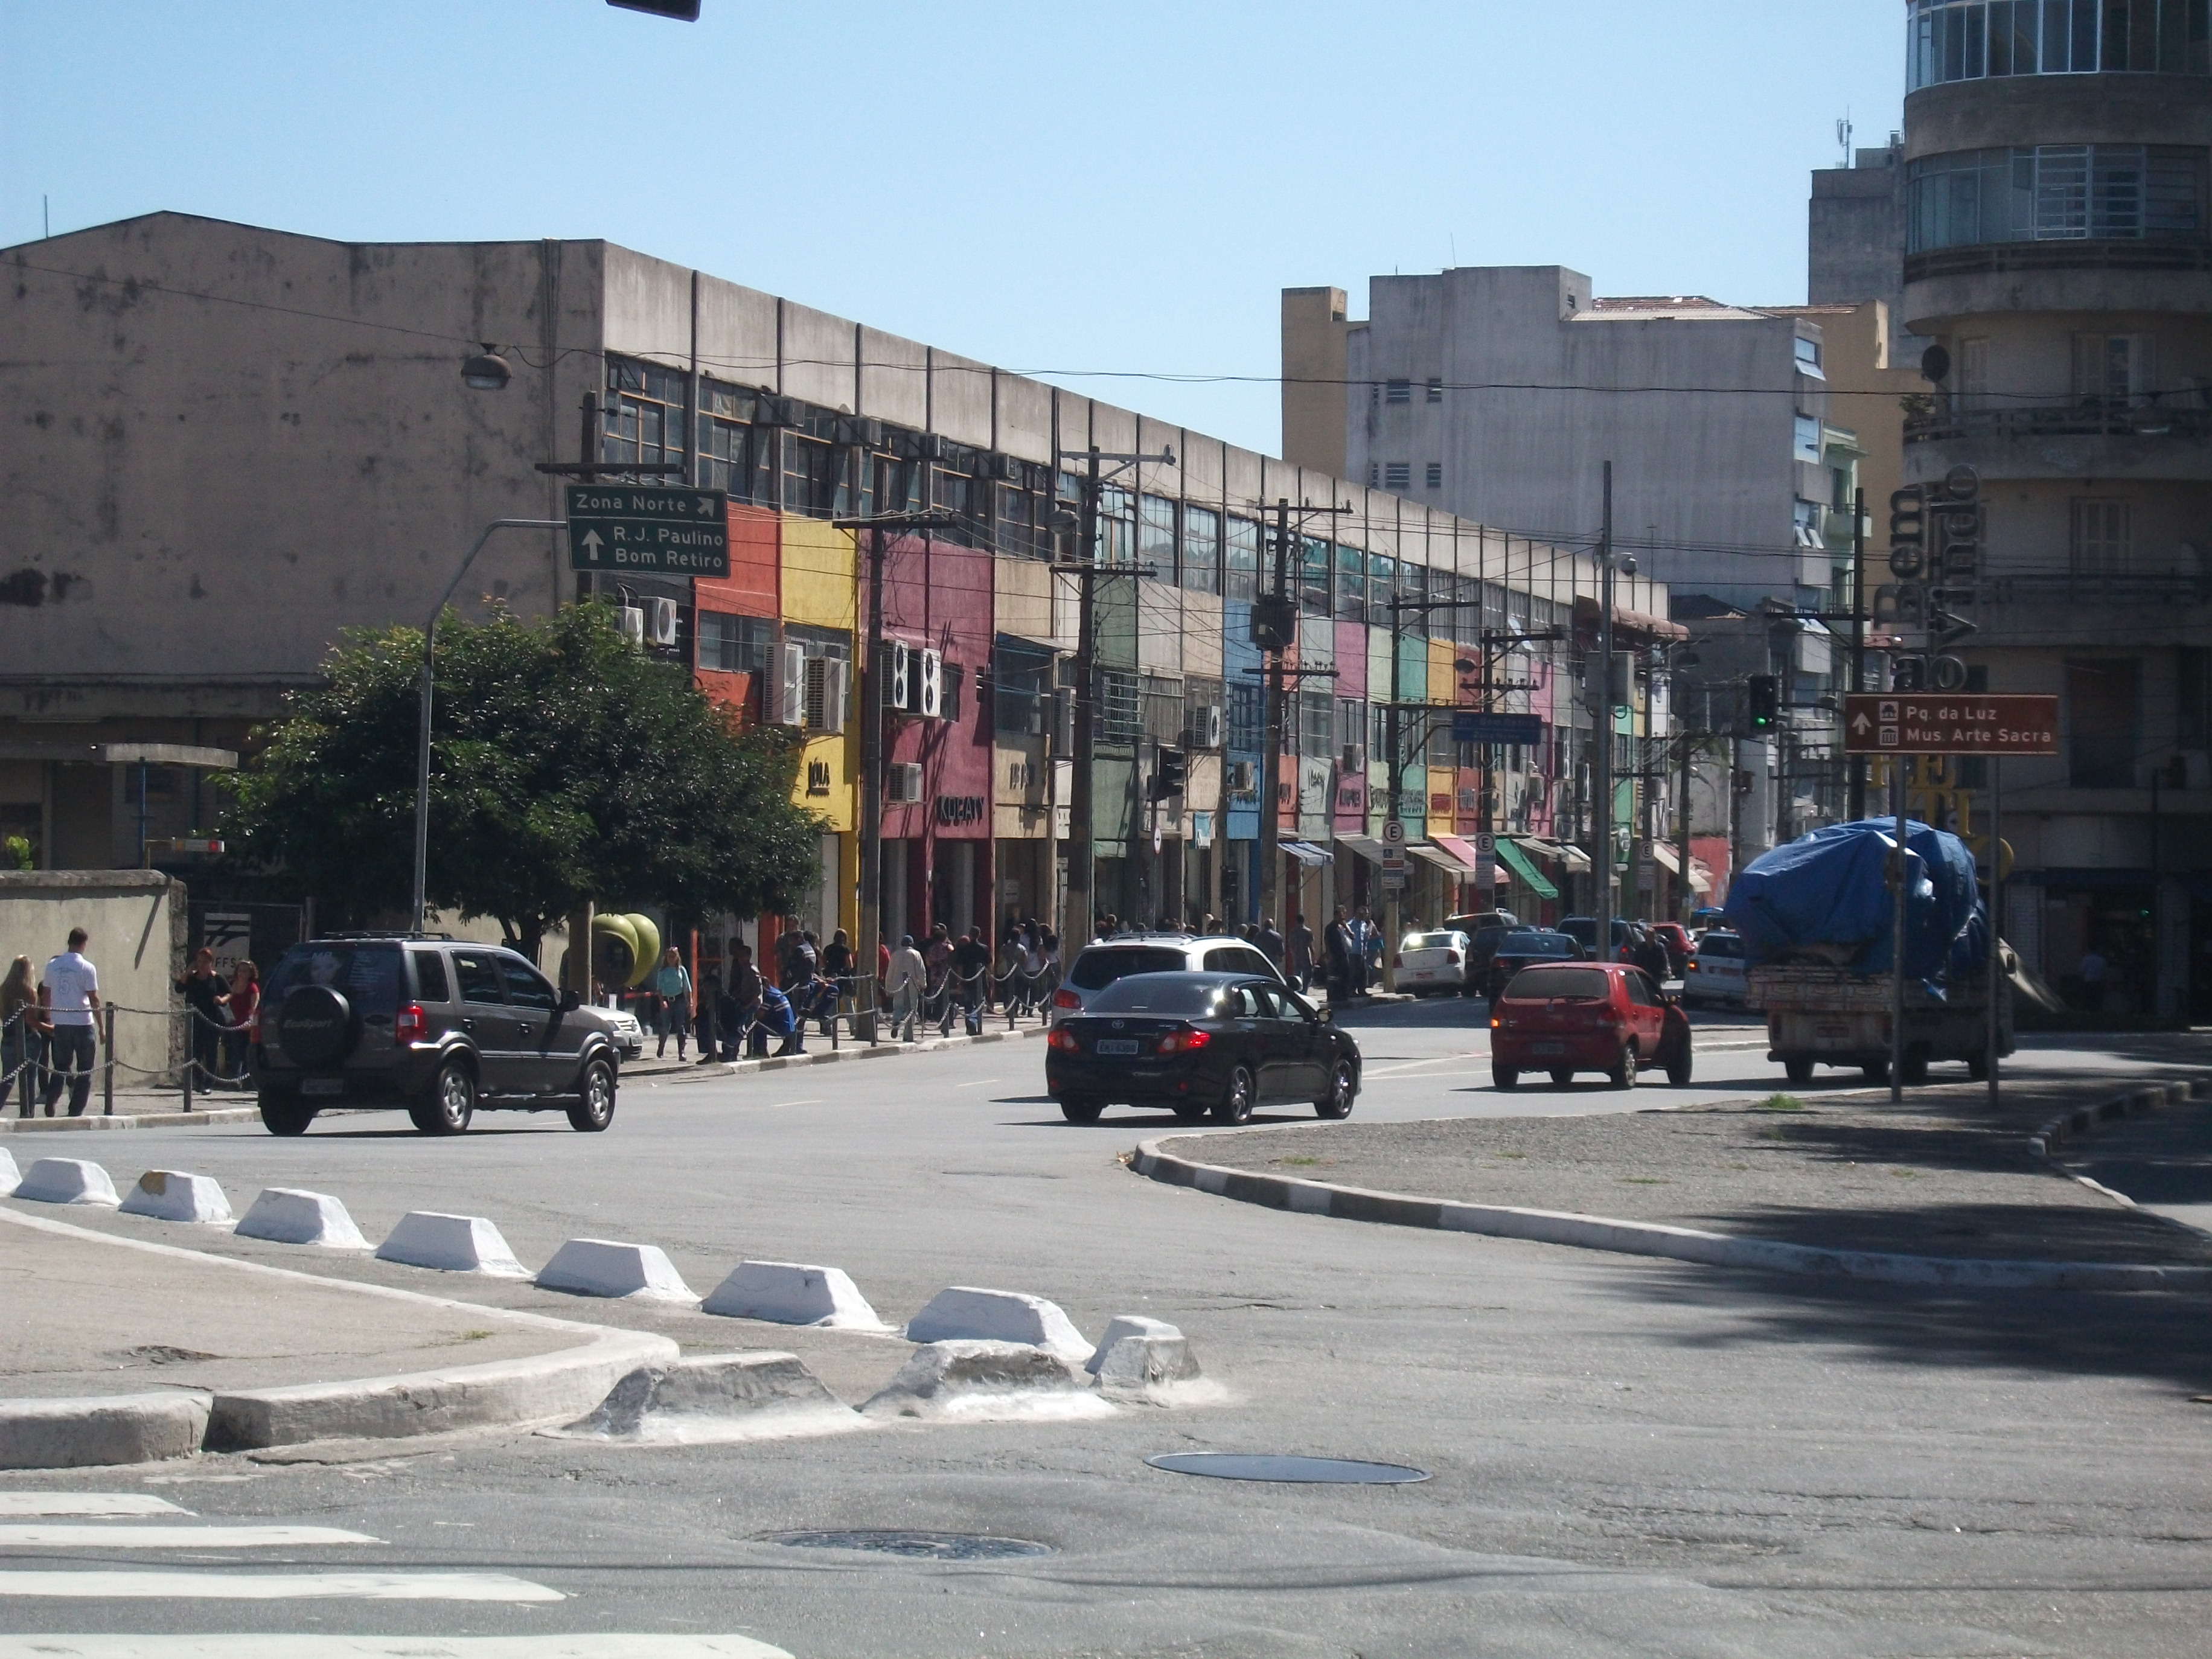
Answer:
[1896,0,2212,1018]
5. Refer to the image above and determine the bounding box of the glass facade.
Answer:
[1907,144,2207,251]
[1909,0,2212,89]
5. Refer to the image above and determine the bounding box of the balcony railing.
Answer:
[1982,571,2212,607]
[1904,400,2212,446]
[1904,240,2212,283]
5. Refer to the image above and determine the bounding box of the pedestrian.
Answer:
[793,929,820,984]
[1352,906,1379,996]
[222,960,258,1085]
[820,927,855,1021]
[694,972,723,1064]
[1325,906,1354,1003]
[176,946,229,1092]
[755,977,803,1056]
[947,928,991,1036]
[2,955,42,1118]
[651,946,692,1060]
[923,922,953,1023]
[1037,928,1061,1005]
[884,933,926,1042]
[714,975,743,1061]
[1256,915,1284,966]
[1287,913,1315,993]
[41,927,101,1119]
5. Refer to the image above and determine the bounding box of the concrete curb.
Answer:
[0,1204,688,1467]
[0,1107,261,1134]
[0,1391,213,1471]
[1130,1132,2212,1293]
[645,1023,1050,1087]
[2028,1073,2212,1159]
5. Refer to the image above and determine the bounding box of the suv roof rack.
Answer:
[1095,929,1199,942]
[308,931,456,942]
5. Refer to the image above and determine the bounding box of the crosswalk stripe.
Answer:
[0,1638,793,1658]
[0,1495,188,1518]
[0,1570,563,1602]
[0,1524,377,1548]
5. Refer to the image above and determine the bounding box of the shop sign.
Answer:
[934,794,985,825]
[805,759,833,796]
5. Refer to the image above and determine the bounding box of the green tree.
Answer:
[224,601,820,959]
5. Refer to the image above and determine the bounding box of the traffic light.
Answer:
[1748,676,1780,729]
[1152,747,1188,800]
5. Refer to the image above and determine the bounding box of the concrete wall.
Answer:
[0,870,188,1087]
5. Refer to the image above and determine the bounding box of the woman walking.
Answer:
[222,960,258,1086]
[2,956,43,1117]
[651,946,693,1061]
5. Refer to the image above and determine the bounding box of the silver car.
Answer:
[1048,933,1287,1024]
[1684,930,1750,1006]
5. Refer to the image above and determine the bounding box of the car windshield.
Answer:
[1069,947,1186,991]
[1405,933,1457,950]
[266,944,403,1012]
[1697,935,1745,959]
[1504,966,1611,1000]
[1506,935,1576,957]
[1085,976,1226,1016]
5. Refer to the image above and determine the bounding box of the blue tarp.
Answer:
[1722,817,1987,982]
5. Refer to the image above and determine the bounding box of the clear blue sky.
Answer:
[1,1,1905,455]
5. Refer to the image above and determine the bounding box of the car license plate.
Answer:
[300,1078,345,1097]
[1529,1042,1566,1056]
[1095,1040,1140,1056]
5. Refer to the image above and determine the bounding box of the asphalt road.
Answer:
[6,1005,2212,1658]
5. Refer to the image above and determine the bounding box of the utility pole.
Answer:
[1593,461,1616,962]
[1847,485,1868,819]
[1254,496,1352,934]
[1676,709,1696,927]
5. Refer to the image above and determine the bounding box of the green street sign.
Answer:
[566,485,729,577]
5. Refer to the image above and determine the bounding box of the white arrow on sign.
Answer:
[580,530,604,558]
[1850,711,1872,735]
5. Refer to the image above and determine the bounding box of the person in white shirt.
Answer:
[42,927,101,1118]
[883,933,927,1043]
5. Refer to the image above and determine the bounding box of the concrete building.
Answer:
[1893,0,2212,1018]
[1,213,1679,972]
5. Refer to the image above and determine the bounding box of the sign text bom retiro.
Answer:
[565,485,730,578]
[1842,693,2059,756]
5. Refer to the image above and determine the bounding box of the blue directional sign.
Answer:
[1451,711,1544,746]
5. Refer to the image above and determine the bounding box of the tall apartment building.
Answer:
[1891,0,2211,1018]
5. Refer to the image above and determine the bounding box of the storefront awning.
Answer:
[1496,837,1560,900]
[1519,836,1591,874]
[1410,840,1487,879]
[1280,839,1335,869]
[1649,840,1713,895]
[1334,834,1389,866]
[1429,834,1500,883]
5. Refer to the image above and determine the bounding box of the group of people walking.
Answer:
[3,928,108,1118]
[881,915,1061,1043]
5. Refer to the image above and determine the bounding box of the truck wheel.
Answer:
[1900,1049,1931,1086]
[1861,1058,1890,1084]
[1783,1055,1814,1085]
[1966,1053,1990,1082]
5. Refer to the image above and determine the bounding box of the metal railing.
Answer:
[1905,400,2212,446]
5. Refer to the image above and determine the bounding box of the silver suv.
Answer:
[1047,933,1287,1024]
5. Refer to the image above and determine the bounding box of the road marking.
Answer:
[767,1098,823,1108]
[0,1495,187,1518]
[0,1524,378,1549]
[0,1637,791,1657]
[954,1078,1002,1087]
[1363,1055,1484,1077]
[0,1570,562,1602]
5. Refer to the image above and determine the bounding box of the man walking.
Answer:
[42,927,101,1119]
[1287,913,1315,993]
[176,945,228,1089]
[945,928,991,1037]
[884,933,926,1043]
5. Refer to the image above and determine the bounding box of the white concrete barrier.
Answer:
[702,1261,885,1329]
[13,1158,120,1208]
[555,1351,865,1445]
[0,1147,19,1196]
[119,1171,234,1226]
[535,1238,697,1303]
[233,1188,369,1249]
[1086,1317,1209,1402]
[904,1286,1091,1364]
[862,1340,1113,1422]
[1084,1314,1184,1373]
[375,1212,529,1277]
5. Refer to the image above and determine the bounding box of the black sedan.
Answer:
[1046,971,1361,1125]
[1481,929,1587,999]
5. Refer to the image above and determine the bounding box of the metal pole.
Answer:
[1593,461,1615,961]
[102,1004,114,1116]
[1847,487,1868,819]
[1384,601,1403,994]
[857,526,887,1043]
[1258,499,1290,935]
[411,519,562,932]
[1890,758,1909,1102]
[1987,756,2001,1107]
[1066,449,1101,942]
[1677,697,1695,927]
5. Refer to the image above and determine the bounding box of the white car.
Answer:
[1394,930,1471,995]
[601,1005,646,1059]
[1049,933,1285,1024]
[1684,930,1749,1007]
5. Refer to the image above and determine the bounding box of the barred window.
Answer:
[698,612,775,675]
[1227,681,1263,752]
[1908,143,2207,252]
[1099,669,1141,743]
[1224,516,1260,602]
[1180,505,1221,595]
[1139,494,1178,574]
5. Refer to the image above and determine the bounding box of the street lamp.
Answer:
[461,344,513,392]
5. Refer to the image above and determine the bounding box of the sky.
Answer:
[0,1,1907,456]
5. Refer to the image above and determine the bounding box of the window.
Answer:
[1335,697,1366,759]
[1335,544,1367,622]
[1367,462,1380,487]
[698,612,775,674]
[1297,689,1332,758]
[695,378,756,499]
[1300,537,1331,615]
[1227,680,1263,751]
[1386,379,1411,405]
[1793,414,1824,465]
[1139,494,1177,574]
[2070,498,2132,575]
[1425,462,1443,489]
[1907,144,2208,252]
[2071,333,2157,404]
[1369,553,1396,615]
[1224,516,1260,602]
[1141,675,1186,746]
[452,951,505,1006]
[1098,487,1136,567]
[784,432,837,517]
[497,956,557,1012]
[1384,461,1410,490]
[2067,658,2140,787]
[1180,504,1221,594]
[994,637,1054,734]
[1425,376,1443,403]
[1960,336,1990,408]
[1099,669,1140,744]
[994,484,1040,561]
[409,950,450,1003]
[1908,0,2212,88]
[1794,336,1824,379]
[1794,499,1825,549]
[603,357,687,473]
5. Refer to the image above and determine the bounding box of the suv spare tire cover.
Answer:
[277,984,356,1068]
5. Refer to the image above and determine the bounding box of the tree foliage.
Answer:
[224,601,819,954]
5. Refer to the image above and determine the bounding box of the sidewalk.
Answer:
[1146,1066,2212,1273]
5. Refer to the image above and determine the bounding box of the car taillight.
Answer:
[1157,1028,1212,1055]
[1687,961,1699,971]
[1049,1027,1081,1052]
[394,1003,428,1044]
[1489,1015,1500,1029]
[1445,949,1460,964]
[1051,988,1081,1010]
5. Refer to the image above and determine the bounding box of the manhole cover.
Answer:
[759,1529,1053,1561]
[1145,1453,1430,1485]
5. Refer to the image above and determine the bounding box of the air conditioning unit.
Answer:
[887,762,924,804]
[1189,705,1224,749]
[917,648,944,718]
[760,395,802,427]
[886,640,910,711]
[1230,760,1258,796]
[647,597,679,648]
[835,415,884,449]
[982,453,1022,481]
[617,606,645,645]
[777,641,807,726]
[805,656,849,734]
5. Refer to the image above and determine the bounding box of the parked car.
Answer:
[601,1003,646,1059]
[1046,971,1360,1125]
[1446,909,1520,936]
[1683,929,1750,1007]
[1489,961,1693,1089]
[1558,915,1632,960]
[1482,929,1586,999]
[1648,922,1694,979]
[1047,933,1284,1024]
[1454,923,1521,996]
[252,935,623,1137]
[1394,929,1471,994]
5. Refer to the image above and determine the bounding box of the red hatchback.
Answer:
[1489,962,1692,1090]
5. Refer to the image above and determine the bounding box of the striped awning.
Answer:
[1279,839,1335,868]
